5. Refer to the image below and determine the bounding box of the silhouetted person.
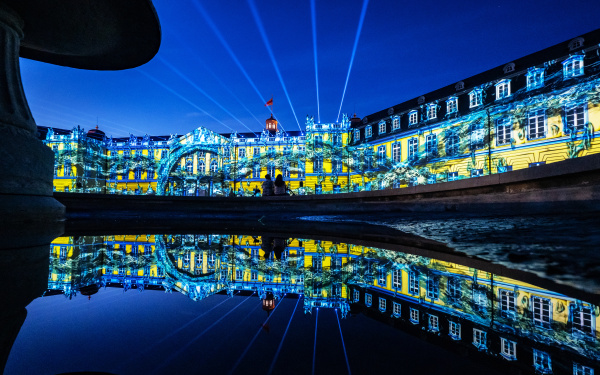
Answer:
[273,174,287,196]
[262,174,274,196]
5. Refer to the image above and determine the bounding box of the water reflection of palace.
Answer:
[48,234,598,374]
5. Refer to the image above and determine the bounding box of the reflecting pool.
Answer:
[3,229,598,375]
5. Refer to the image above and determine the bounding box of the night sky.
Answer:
[19,0,600,138]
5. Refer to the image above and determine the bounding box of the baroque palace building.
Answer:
[39,28,600,195]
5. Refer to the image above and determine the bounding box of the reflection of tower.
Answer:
[262,291,275,316]
[266,114,278,132]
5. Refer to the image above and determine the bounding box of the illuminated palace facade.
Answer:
[40,29,600,195]
[48,233,598,374]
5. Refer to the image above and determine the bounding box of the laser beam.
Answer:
[311,0,321,123]
[337,0,370,123]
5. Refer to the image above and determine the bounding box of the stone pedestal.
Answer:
[0,4,64,223]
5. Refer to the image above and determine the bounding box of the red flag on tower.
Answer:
[265,97,273,107]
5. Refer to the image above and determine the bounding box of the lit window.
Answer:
[427,275,439,300]
[527,68,545,90]
[449,321,461,340]
[499,289,516,318]
[253,147,261,157]
[425,134,437,157]
[574,363,594,375]
[533,349,552,374]
[429,315,439,332]
[236,269,243,280]
[392,143,401,162]
[379,298,386,312]
[238,148,246,158]
[446,97,458,114]
[377,145,386,164]
[392,269,402,289]
[354,129,360,142]
[565,104,587,133]
[532,296,552,328]
[409,110,418,125]
[427,104,437,120]
[379,120,386,134]
[365,293,372,307]
[393,302,401,317]
[409,272,419,295]
[410,308,419,324]
[496,80,511,100]
[210,160,218,173]
[408,138,418,160]
[445,129,459,156]
[251,270,258,281]
[365,126,372,138]
[470,121,485,150]
[528,109,546,139]
[496,117,511,145]
[392,116,400,130]
[571,304,594,336]
[563,55,584,78]
[378,267,387,286]
[500,338,517,360]
[469,89,482,108]
[353,289,360,302]
[473,329,487,349]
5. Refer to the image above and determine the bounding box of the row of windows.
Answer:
[237,146,303,159]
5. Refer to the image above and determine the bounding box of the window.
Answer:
[365,126,372,138]
[267,147,275,158]
[64,159,71,177]
[533,349,552,374]
[147,168,154,180]
[410,308,419,324]
[408,138,418,160]
[210,160,218,174]
[377,145,386,164]
[574,363,594,375]
[378,267,387,286]
[236,269,243,280]
[473,329,487,349]
[425,134,437,157]
[500,338,517,360]
[469,89,482,108]
[532,296,552,328]
[392,116,400,130]
[471,169,483,177]
[496,117,511,145]
[378,120,386,134]
[571,304,594,336]
[313,155,323,173]
[527,68,544,90]
[429,315,439,332]
[251,270,258,281]
[409,272,419,295]
[134,168,142,180]
[449,321,461,340]
[392,269,402,289]
[447,277,462,299]
[253,147,261,158]
[409,110,418,125]
[197,160,205,175]
[528,109,546,139]
[267,162,275,177]
[470,121,485,150]
[427,275,439,300]
[312,256,322,271]
[238,148,246,158]
[566,104,587,133]
[445,129,459,156]
[496,80,511,100]
[427,104,437,120]
[392,143,401,162]
[499,290,516,318]
[448,172,459,181]
[379,298,386,312]
[354,129,360,142]
[563,55,584,78]
[353,289,360,302]
[393,302,401,317]
[331,159,342,173]
[253,164,261,178]
[473,288,488,309]
[365,293,372,307]
[446,97,458,114]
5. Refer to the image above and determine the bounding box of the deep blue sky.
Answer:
[20,0,600,138]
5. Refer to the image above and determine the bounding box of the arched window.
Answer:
[210,159,218,174]
[186,158,193,174]
[197,160,205,175]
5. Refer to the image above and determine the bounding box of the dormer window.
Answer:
[392,116,400,130]
[503,63,515,74]
[455,81,464,91]
[408,110,419,125]
[354,129,360,141]
[563,55,584,78]
[417,96,425,104]
[446,97,458,114]
[427,104,437,120]
[569,37,584,51]
[378,120,386,134]
[469,89,482,108]
[495,80,511,100]
[365,125,372,138]
[526,68,544,90]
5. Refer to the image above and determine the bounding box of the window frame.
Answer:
[409,307,419,324]
[449,321,461,340]
[378,120,386,134]
[425,133,437,157]
[472,328,487,349]
[392,142,401,163]
[365,126,372,138]
[500,338,517,360]
[496,117,511,146]
[495,79,511,100]
[408,138,418,160]
[528,109,546,139]
[392,116,400,130]
[427,104,437,120]
[408,110,418,125]
[527,67,544,90]
[446,97,458,114]
[563,55,584,78]
[565,103,587,133]
[469,89,482,108]
[532,296,552,328]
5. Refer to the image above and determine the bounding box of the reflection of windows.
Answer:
[409,110,418,125]
[446,97,458,114]
[571,304,594,336]
[566,104,587,133]
[528,109,546,139]
[378,121,386,134]
[267,162,275,177]
[408,138,418,160]
[392,269,402,289]
[409,272,419,295]
[532,296,552,328]
[365,293,372,307]
[332,159,342,173]
[495,80,511,100]
[134,168,142,180]
[473,329,487,349]
[449,321,461,340]
[500,338,517,360]
[197,160,205,175]
[563,55,584,78]
[235,269,243,280]
[393,302,401,317]
[499,290,516,318]
[379,298,386,312]
[469,89,482,108]
[533,349,552,374]
[496,117,511,145]
[410,308,419,324]
[527,68,544,90]
[392,142,401,162]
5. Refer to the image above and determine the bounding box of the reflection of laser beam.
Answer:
[192,0,268,109]
[312,308,319,374]
[139,70,235,132]
[336,310,352,374]
[159,57,257,136]
[267,297,300,375]
[311,0,321,124]
[337,0,370,123]
[247,0,302,131]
